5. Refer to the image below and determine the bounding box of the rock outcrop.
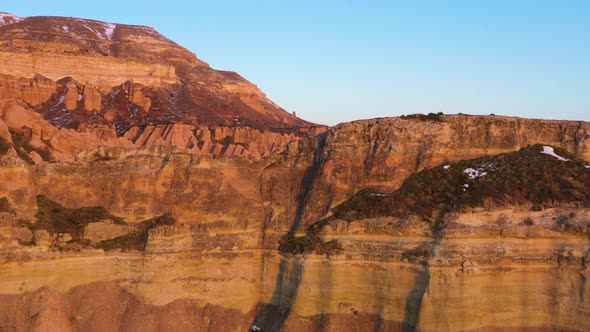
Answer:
[262,115,590,232]
[1,12,590,332]
[1,113,590,331]
[0,14,321,131]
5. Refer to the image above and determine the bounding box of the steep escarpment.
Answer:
[332,144,590,222]
[0,13,325,160]
[0,13,317,130]
[2,12,590,332]
[0,100,322,162]
[1,116,590,331]
[261,115,590,232]
[274,145,590,331]
[1,115,589,245]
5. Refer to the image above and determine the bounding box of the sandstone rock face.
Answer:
[264,116,590,231]
[0,13,326,165]
[0,14,320,131]
[1,12,590,332]
[0,100,322,161]
[0,114,589,331]
[0,74,56,106]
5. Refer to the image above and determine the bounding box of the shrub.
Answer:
[0,197,13,214]
[400,112,444,122]
[332,144,590,223]
[0,137,11,156]
[96,212,176,252]
[33,195,124,240]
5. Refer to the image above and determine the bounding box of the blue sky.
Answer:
[3,1,589,125]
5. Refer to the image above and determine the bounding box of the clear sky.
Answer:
[3,1,589,125]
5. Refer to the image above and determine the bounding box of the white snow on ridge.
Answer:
[0,13,24,25]
[540,146,569,162]
[81,22,116,40]
[443,165,451,170]
[586,165,590,169]
[464,168,488,180]
[103,23,116,39]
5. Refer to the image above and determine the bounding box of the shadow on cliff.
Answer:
[290,131,329,233]
[251,257,304,332]
[252,133,329,331]
[402,212,447,332]
[401,239,440,332]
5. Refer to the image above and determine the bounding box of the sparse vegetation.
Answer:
[0,137,11,156]
[279,221,341,256]
[278,233,341,256]
[0,197,13,214]
[96,212,176,252]
[29,195,176,251]
[400,112,444,122]
[402,243,433,262]
[32,195,124,240]
[333,144,590,223]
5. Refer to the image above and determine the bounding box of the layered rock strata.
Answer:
[0,14,318,131]
[1,114,590,331]
[1,12,590,332]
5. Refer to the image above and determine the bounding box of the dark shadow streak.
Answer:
[252,133,329,332]
[251,257,304,332]
[290,131,329,233]
[402,212,447,332]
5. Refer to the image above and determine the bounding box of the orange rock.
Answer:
[129,84,151,111]
[0,118,10,142]
[83,85,102,111]
[103,110,117,123]
[0,15,322,131]
[0,74,56,106]
[64,84,79,111]
[28,151,43,164]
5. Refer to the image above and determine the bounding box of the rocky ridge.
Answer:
[0,13,326,162]
[1,113,590,331]
[1,12,590,332]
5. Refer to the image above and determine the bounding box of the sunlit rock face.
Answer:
[0,13,326,159]
[1,12,590,332]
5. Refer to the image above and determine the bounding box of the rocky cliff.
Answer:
[2,113,590,331]
[0,12,326,161]
[1,12,590,332]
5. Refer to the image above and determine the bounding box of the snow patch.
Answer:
[464,168,488,180]
[462,183,469,192]
[82,22,116,40]
[480,162,496,171]
[0,13,24,25]
[540,146,569,162]
[233,116,245,126]
[443,165,451,170]
[251,325,261,332]
[103,23,116,39]
[586,165,590,169]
